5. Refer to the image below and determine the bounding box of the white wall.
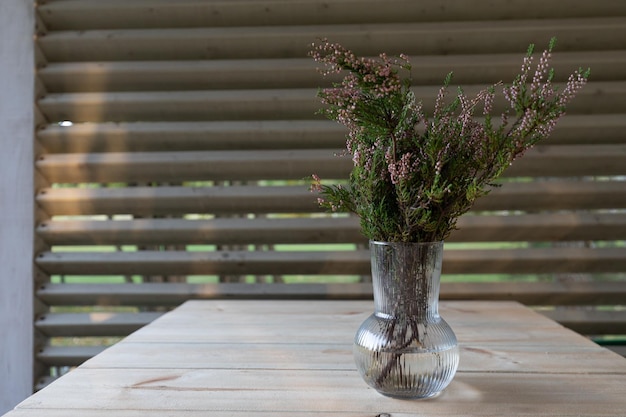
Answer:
[0,0,35,413]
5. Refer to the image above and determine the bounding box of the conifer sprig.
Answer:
[310,39,590,242]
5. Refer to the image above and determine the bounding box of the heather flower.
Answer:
[309,38,589,242]
[310,174,323,192]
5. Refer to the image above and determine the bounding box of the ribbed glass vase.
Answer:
[353,241,459,399]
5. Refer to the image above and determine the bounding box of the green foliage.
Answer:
[310,39,590,243]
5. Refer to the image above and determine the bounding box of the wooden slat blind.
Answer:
[34,0,626,386]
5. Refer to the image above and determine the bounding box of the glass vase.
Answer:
[353,241,459,399]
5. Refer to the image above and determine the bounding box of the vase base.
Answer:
[377,389,443,400]
[354,341,459,400]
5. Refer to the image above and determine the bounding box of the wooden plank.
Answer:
[33,185,300,215]
[37,50,626,93]
[36,180,626,216]
[441,282,626,306]
[24,298,515,319]
[35,114,626,155]
[37,120,346,153]
[38,0,626,30]
[35,149,349,183]
[35,81,626,123]
[122,298,626,361]
[453,212,626,242]
[503,144,626,178]
[550,113,626,145]
[11,301,626,416]
[36,281,626,307]
[37,217,365,246]
[77,340,624,375]
[35,283,372,306]
[37,88,322,123]
[35,249,372,276]
[33,145,626,183]
[12,368,626,415]
[35,247,626,275]
[37,59,326,93]
[93,300,600,343]
[36,18,626,62]
[438,247,626,274]
[470,180,626,212]
[37,212,626,245]
[37,185,324,216]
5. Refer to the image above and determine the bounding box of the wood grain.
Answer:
[7,301,626,417]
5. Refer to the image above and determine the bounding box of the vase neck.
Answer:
[370,241,443,319]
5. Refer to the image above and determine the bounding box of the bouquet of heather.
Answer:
[310,38,590,243]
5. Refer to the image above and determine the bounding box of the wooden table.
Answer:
[5,300,626,416]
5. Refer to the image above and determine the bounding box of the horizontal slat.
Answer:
[475,180,626,212]
[36,281,626,307]
[15,366,626,415]
[35,312,162,337]
[35,145,626,183]
[37,213,626,246]
[36,247,626,276]
[37,250,371,276]
[502,144,626,178]
[38,0,626,30]
[35,114,626,154]
[442,282,626,306]
[38,58,328,93]
[37,120,346,153]
[37,50,626,93]
[37,181,626,216]
[37,18,626,62]
[36,149,347,183]
[36,82,626,123]
[546,114,626,145]
[37,88,321,123]
[37,217,364,246]
[36,283,374,306]
[38,185,322,216]
[37,346,106,367]
[440,213,626,242]
[542,309,626,335]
